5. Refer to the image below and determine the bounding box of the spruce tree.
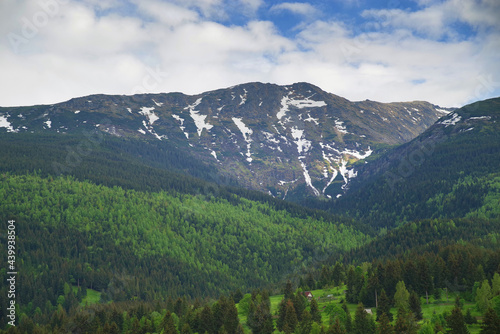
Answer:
[480,307,500,334]
[161,311,178,334]
[409,291,423,320]
[283,300,298,334]
[284,280,294,300]
[311,298,322,323]
[353,303,375,334]
[376,313,394,334]
[376,289,393,321]
[341,299,352,333]
[447,306,469,334]
[327,317,347,334]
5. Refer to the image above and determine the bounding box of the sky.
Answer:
[1,0,499,107]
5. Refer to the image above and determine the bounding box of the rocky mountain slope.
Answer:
[327,97,500,227]
[0,82,452,199]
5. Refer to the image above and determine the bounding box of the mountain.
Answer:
[0,82,451,200]
[327,97,500,228]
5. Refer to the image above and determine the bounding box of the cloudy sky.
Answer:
[1,0,499,107]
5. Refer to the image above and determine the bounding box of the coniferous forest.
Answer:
[0,97,499,333]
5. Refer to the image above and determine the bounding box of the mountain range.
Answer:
[0,82,453,201]
[1,82,499,333]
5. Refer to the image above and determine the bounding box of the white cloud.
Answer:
[0,0,498,108]
[270,2,318,16]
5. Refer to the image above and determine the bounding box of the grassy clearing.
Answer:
[239,286,483,333]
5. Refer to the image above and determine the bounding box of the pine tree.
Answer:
[283,300,298,334]
[464,308,477,325]
[376,313,393,334]
[376,289,393,321]
[394,306,418,334]
[409,291,423,320]
[353,303,375,334]
[249,301,274,334]
[327,317,347,334]
[447,306,469,334]
[284,280,294,300]
[199,306,214,334]
[294,293,307,321]
[161,311,178,334]
[311,298,322,323]
[299,310,313,334]
[476,280,492,312]
[492,273,500,297]
[277,298,288,332]
[480,308,500,334]
[341,299,352,333]
[394,281,410,312]
[180,323,193,334]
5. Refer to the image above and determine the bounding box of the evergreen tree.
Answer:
[491,273,500,297]
[353,303,375,334]
[409,291,423,320]
[298,310,313,334]
[293,293,307,321]
[284,280,294,300]
[311,298,322,323]
[464,308,477,325]
[199,306,214,334]
[327,318,347,334]
[341,299,352,333]
[377,289,393,321]
[480,307,500,334]
[394,306,418,334]
[306,272,317,290]
[394,281,410,312]
[376,313,394,334]
[249,302,274,334]
[161,311,178,334]
[476,280,492,312]
[447,306,469,334]
[180,323,193,334]
[277,298,288,332]
[283,300,298,334]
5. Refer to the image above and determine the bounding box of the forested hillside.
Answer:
[322,97,500,228]
[0,173,369,330]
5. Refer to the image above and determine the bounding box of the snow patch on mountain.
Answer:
[185,98,213,136]
[323,168,339,195]
[469,116,491,121]
[335,120,348,134]
[139,107,159,125]
[152,99,163,107]
[341,147,373,160]
[304,114,319,125]
[438,113,461,127]
[239,89,247,105]
[289,99,326,109]
[172,114,189,139]
[277,96,289,120]
[44,120,52,129]
[300,161,320,196]
[291,127,312,154]
[0,115,16,132]
[232,117,253,162]
[435,108,450,114]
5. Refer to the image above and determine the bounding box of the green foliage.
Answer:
[476,280,492,312]
[0,173,368,314]
[394,281,410,311]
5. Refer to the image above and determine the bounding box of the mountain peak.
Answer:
[0,82,452,200]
